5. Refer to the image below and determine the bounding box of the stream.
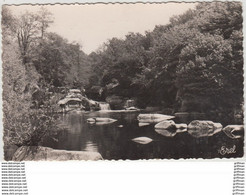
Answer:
[41,111,244,160]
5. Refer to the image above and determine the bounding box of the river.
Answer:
[41,111,244,160]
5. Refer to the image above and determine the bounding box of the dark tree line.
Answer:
[87,2,243,121]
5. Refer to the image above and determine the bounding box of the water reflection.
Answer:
[42,111,244,160]
[84,141,98,152]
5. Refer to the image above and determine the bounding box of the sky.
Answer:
[9,3,196,54]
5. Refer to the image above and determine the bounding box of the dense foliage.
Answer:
[88,2,243,118]
[2,7,90,151]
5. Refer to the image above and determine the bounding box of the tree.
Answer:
[2,8,56,158]
[33,32,89,88]
[37,6,53,38]
[195,2,242,39]
[87,1,243,116]
[15,7,54,65]
[16,11,40,64]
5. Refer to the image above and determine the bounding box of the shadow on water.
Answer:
[42,111,244,160]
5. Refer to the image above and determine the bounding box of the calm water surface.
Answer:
[42,111,244,160]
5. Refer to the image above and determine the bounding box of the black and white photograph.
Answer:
[2,1,244,161]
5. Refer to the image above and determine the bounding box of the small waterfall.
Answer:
[99,102,111,110]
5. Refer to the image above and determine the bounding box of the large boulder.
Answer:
[12,146,103,161]
[155,120,176,130]
[155,121,187,137]
[222,125,244,139]
[187,120,222,138]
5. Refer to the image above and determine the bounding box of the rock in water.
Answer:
[137,114,175,123]
[132,137,153,144]
[222,125,244,139]
[154,121,187,137]
[12,146,103,161]
[87,117,117,125]
[139,122,150,127]
[155,120,176,130]
[187,120,222,138]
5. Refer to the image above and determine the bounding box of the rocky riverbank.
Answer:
[12,146,103,161]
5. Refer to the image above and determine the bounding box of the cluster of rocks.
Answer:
[154,119,243,139]
[132,114,244,144]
